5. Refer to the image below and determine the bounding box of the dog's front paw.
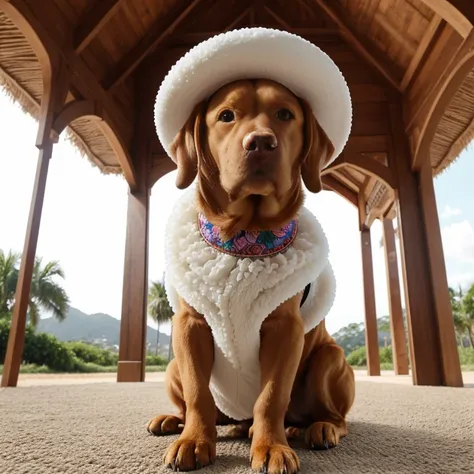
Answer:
[250,442,300,474]
[164,434,216,471]
[147,415,183,436]
[305,421,346,450]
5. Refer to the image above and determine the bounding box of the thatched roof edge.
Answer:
[0,67,122,176]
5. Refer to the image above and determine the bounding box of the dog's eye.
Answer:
[218,110,235,123]
[276,108,294,121]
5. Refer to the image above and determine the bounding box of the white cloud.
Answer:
[441,220,474,263]
[440,204,462,219]
[448,272,474,290]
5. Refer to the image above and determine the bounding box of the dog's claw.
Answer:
[322,429,329,450]
[196,459,201,470]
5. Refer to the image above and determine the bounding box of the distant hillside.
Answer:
[37,307,170,354]
[332,315,405,355]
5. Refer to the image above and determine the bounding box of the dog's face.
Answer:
[169,79,334,237]
[205,80,305,202]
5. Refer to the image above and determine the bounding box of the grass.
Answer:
[0,364,168,375]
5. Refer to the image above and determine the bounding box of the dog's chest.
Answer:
[163,188,336,420]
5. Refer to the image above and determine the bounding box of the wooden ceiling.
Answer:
[1,0,474,224]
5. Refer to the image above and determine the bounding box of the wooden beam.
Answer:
[309,0,402,90]
[75,0,124,53]
[360,226,381,376]
[263,6,292,30]
[322,152,397,189]
[358,191,367,231]
[117,113,151,383]
[389,100,462,387]
[374,11,417,56]
[168,27,339,46]
[52,99,101,136]
[382,218,409,376]
[321,175,358,207]
[417,158,463,386]
[417,0,473,38]
[1,59,70,388]
[401,15,442,91]
[105,0,204,90]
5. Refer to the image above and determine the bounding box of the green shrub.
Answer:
[0,318,10,363]
[23,331,78,371]
[346,346,366,366]
[146,354,168,366]
[458,347,474,366]
[379,346,393,364]
[346,345,394,367]
[66,341,118,366]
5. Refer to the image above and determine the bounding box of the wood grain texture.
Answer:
[382,218,409,376]
[360,226,381,376]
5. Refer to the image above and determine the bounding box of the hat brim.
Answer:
[154,27,352,165]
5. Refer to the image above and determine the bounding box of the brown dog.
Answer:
[148,79,355,474]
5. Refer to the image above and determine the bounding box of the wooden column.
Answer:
[360,227,381,376]
[1,60,69,388]
[418,158,463,387]
[382,218,409,375]
[389,101,463,387]
[117,122,150,383]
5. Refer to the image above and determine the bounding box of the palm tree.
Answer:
[28,257,69,327]
[148,280,173,356]
[0,249,69,327]
[461,283,474,347]
[0,250,19,317]
[450,286,468,346]
[450,285,474,347]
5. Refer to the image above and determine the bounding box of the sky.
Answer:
[1,89,474,336]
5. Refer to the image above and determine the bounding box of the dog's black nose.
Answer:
[243,131,278,153]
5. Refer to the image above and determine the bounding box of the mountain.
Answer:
[36,306,170,354]
[331,315,404,355]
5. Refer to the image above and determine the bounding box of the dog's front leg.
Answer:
[164,298,216,471]
[250,294,305,474]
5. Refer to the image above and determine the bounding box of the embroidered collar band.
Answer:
[198,213,298,258]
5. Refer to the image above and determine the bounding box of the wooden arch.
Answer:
[413,45,474,169]
[52,99,137,189]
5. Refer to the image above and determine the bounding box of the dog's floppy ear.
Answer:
[169,101,206,189]
[299,99,335,194]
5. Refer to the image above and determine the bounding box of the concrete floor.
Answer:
[12,369,474,387]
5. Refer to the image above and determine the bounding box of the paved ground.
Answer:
[13,369,474,387]
[1,371,473,473]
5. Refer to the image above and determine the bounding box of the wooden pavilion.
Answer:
[1,0,472,389]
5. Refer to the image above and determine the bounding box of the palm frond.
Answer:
[148,280,173,324]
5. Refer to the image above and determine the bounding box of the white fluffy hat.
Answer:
[154,27,352,165]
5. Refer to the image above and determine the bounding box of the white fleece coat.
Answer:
[164,187,336,421]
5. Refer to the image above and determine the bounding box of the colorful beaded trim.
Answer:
[198,214,298,258]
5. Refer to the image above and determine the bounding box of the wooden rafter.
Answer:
[401,14,442,91]
[263,6,292,30]
[322,153,396,189]
[104,0,204,90]
[74,0,125,53]
[321,175,358,207]
[307,0,403,91]
[417,0,474,38]
[169,27,339,46]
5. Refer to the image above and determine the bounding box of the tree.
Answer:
[0,249,69,327]
[449,284,474,347]
[0,250,19,317]
[29,257,70,327]
[148,280,173,356]
[461,283,474,348]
